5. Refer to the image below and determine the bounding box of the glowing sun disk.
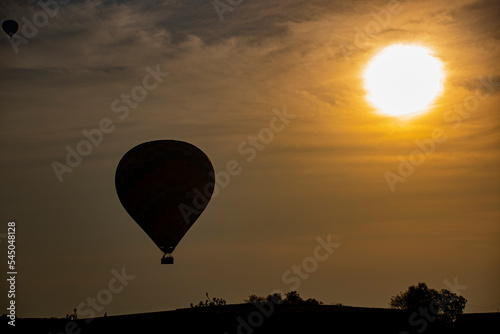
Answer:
[364,44,444,117]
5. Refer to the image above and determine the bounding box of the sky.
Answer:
[0,0,499,318]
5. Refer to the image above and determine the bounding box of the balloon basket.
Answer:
[161,255,174,264]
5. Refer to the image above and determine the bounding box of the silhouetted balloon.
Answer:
[2,20,18,39]
[115,140,215,260]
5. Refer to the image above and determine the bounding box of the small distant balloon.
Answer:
[2,20,18,39]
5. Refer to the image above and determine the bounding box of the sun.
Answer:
[363,44,445,117]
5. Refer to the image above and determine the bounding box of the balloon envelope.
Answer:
[2,20,18,38]
[115,140,215,254]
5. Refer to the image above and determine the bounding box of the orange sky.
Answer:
[0,0,499,317]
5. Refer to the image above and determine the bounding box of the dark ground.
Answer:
[3,304,499,333]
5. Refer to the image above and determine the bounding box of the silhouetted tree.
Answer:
[390,283,438,310]
[266,292,283,304]
[284,291,303,304]
[390,282,467,325]
[438,289,467,324]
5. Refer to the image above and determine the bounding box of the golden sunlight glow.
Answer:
[364,44,444,117]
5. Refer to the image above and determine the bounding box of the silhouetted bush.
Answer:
[244,291,325,306]
[65,308,78,320]
[190,293,226,308]
[244,294,266,303]
[304,298,324,306]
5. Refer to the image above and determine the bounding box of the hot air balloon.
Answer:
[115,140,215,264]
[2,20,18,39]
